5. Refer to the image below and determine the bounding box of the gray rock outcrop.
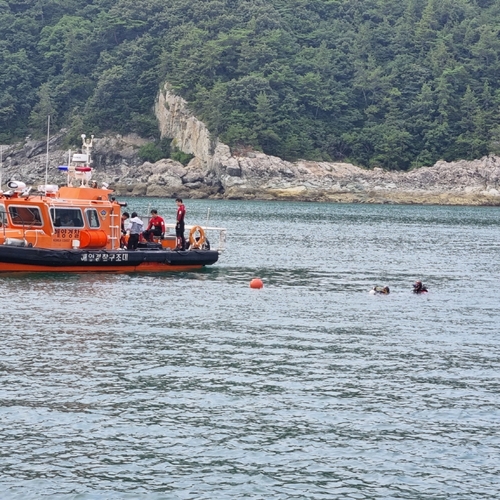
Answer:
[213,153,500,205]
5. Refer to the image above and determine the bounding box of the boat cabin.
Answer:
[0,183,120,250]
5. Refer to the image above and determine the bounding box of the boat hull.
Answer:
[0,246,219,273]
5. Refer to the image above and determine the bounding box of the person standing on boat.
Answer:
[175,198,186,250]
[120,212,130,248]
[143,209,165,242]
[127,212,144,250]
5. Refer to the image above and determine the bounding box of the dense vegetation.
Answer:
[2,0,500,169]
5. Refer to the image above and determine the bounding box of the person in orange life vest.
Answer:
[120,212,130,248]
[175,198,186,250]
[143,209,165,242]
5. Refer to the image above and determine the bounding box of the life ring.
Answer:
[189,225,206,249]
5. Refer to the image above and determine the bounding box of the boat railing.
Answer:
[134,217,227,252]
[165,223,227,252]
[0,215,44,247]
[5,213,31,241]
[157,224,226,252]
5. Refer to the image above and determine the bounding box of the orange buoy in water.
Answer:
[250,278,264,289]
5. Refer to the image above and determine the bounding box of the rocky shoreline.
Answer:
[2,132,500,206]
[1,83,500,206]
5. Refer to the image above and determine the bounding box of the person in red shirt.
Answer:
[175,198,186,250]
[143,209,165,242]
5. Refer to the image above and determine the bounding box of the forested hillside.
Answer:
[1,0,500,170]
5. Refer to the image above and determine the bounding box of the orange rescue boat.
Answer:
[0,135,226,273]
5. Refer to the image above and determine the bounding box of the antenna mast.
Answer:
[44,115,50,194]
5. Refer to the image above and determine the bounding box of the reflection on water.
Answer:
[1,201,500,499]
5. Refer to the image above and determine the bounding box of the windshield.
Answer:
[8,206,43,227]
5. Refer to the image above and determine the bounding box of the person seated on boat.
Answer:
[143,209,165,242]
[90,181,98,188]
[413,280,428,294]
[127,212,144,250]
[370,285,390,295]
[56,213,74,227]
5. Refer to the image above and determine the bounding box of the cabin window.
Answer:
[85,209,100,228]
[8,206,43,227]
[50,208,84,228]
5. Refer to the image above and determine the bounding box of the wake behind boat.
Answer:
[0,135,226,273]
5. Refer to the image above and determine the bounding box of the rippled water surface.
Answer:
[1,200,499,499]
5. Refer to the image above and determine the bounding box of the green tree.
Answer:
[2,0,500,169]
[29,83,57,137]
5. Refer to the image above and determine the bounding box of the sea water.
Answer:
[0,200,499,499]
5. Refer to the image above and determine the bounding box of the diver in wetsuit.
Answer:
[413,281,428,294]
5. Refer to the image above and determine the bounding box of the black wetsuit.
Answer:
[176,204,186,250]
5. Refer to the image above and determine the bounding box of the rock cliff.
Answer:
[1,83,500,206]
